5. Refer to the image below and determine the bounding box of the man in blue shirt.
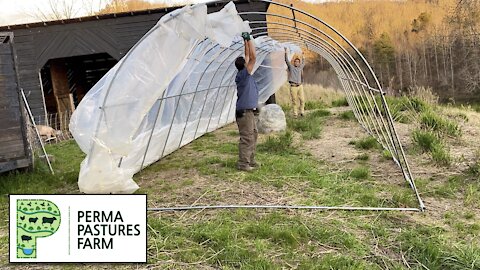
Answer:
[234,32,259,171]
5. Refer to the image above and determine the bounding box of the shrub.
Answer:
[412,129,451,166]
[412,129,440,152]
[420,111,461,137]
[408,85,439,105]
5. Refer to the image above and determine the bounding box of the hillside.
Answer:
[270,0,457,49]
[269,0,480,102]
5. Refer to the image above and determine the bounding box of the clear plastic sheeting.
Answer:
[70,2,290,194]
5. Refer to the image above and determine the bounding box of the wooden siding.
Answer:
[0,37,30,172]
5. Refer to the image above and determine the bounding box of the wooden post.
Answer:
[50,59,73,129]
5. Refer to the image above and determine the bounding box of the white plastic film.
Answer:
[70,2,291,194]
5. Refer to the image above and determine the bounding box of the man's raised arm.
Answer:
[244,38,250,64]
[245,37,256,75]
[285,48,292,69]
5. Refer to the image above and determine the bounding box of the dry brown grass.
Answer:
[268,0,457,51]
[275,83,345,106]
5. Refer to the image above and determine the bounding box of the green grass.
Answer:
[350,166,370,179]
[1,102,479,269]
[385,96,431,123]
[0,141,84,196]
[355,153,370,161]
[412,129,452,166]
[431,144,452,166]
[339,110,355,120]
[304,100,326,110]
[308,109,331,118]
[412,129,441,152]
[382,150,393,160]
[287,109,330,140]
[420,111,461,137]
[257,131,296,155]
[331,97,349,107]
[467,159,480,177]
[351,136,380,150]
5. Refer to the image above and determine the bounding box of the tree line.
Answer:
[366,1,480,102]
[272,0,480,103]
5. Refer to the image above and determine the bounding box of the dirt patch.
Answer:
[138,169,296,208]
[303,109,364,163]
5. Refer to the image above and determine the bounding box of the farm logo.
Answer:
[16,199,61,258]
[10,195,146,262]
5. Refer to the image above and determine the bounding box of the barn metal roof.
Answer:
[0,0,249,31]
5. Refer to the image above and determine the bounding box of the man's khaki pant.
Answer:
[236,110,258,169]
[290,84,305,116]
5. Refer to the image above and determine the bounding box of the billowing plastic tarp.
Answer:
[70,2,297,194]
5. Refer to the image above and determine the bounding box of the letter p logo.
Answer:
[16,199,61,258]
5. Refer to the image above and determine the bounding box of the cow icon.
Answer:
[21,235,32,242]
[28,217,38,224]
[42,217,57,225]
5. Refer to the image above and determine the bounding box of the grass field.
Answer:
[0,94,479,269]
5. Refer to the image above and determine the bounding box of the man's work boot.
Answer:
[237,165,254,172]
[250,161,261,168]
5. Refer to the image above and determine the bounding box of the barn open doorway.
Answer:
[40,53,118,116]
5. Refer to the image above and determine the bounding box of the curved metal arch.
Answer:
[249,2,422,207]
[239,4,423,209]
[253,27,398,158]
[86,0,424,210]
[245,17,408,169]
[244,16,402,161]
[272,36,375,133]
[265,31,399,160]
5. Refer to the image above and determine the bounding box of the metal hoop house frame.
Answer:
[74,0,425,211]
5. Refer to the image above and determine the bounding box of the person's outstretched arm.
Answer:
[285,48,292,69]
[244,38,250,65]
[246,38,256,75]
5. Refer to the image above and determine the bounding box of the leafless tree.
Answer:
[24,0,81,21]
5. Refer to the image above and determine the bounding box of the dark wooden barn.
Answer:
[0,0,269,119]
[0,33,31,173]
[0,0,268,173]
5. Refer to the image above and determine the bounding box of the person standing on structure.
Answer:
[285,48,306,117]
[234,32,259,172]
